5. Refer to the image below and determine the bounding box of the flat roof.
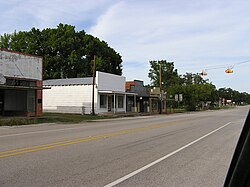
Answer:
[43,77,93,86]
[0,48,42,59]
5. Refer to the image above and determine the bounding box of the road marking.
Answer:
[104,122,232,187]
[0,126,92,138]
[0,120,181,159]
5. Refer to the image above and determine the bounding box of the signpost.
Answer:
[179,94,183,102]
[175,94,183,108]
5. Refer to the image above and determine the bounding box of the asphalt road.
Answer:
[0,106,249,187]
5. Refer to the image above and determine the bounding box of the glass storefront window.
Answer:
[100,95,107,108]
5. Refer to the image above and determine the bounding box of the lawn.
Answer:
[0,113,114,126]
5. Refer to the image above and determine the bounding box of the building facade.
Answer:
[149,87,167,113]
[125,80,167,113]
[43,71,131,114]
[126,80,150,112]
[0,49,43,116]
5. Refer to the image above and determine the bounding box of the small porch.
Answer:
[98,91,137,114]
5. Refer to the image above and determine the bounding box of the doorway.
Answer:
[108,95,114,112]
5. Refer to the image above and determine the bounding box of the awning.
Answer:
[98,90,138,95]
[0,85,49,90]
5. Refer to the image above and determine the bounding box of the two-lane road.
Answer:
[0,106,249,186]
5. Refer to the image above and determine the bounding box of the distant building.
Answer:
[43,71,135,114]
[126,80,150,112]
[0,49,43,117]
[149,87,166,113]
[125,80,166,113]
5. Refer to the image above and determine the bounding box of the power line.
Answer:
[200,59,250,72]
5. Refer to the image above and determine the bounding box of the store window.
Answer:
[100,95,107,108]
[118,96,124,108]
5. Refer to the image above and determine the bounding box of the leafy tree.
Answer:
[169,78,217,111]
[0,33,11,49]
[148,60,218,111]
[217,88,250,104]
[181,73,208,85]
[148,60,181,90]
[0,23,122,79]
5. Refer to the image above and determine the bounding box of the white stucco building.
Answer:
[43,71,134,114]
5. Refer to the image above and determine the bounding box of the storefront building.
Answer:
[0,49,43,116]
[43,71,132,114]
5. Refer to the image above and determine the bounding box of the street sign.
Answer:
[175,94,178,102]
[175,94,183,102]
[179,94,183,102]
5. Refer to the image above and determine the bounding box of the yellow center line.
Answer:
[0,120,182,159]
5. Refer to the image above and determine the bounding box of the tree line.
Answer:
[148,60,250,111]
[1,24,248,111]
[0,23,122,79]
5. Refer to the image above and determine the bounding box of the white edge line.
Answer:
[104,122,232,187]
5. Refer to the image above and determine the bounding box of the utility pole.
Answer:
[92,55,96,115]
[159,63,162,114]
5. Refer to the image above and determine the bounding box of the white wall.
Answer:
[43,85,97,114]
[0,50,42,80]
[43,71,127,114]
[96,71,125,92]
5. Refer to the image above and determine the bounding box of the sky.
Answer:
[0,0,249,92]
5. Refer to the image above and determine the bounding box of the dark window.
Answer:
[118,96,124,108]
[100,95,107,108]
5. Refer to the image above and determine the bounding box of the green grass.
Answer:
[0,105,238,126]
[212,105,237,110]
[0,113,114,126]
[219,105,236,109]
[172,108,187,113]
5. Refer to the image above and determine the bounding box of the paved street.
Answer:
[0,106,249,187]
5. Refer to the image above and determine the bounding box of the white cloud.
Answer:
[0,0,249,92]
[0,0,116,33]
[89,0,250,91]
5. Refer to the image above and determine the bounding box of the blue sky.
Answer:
[0,0,249,92]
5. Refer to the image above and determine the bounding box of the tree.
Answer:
[148,60,219,111]
[181,73,208,85]
[0,23,123,79]
[168,79,217,111]
[148,60,181,90]
[0,33,11,49]
[217,88,250,105]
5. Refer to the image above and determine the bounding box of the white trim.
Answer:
[98,90,138,95]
